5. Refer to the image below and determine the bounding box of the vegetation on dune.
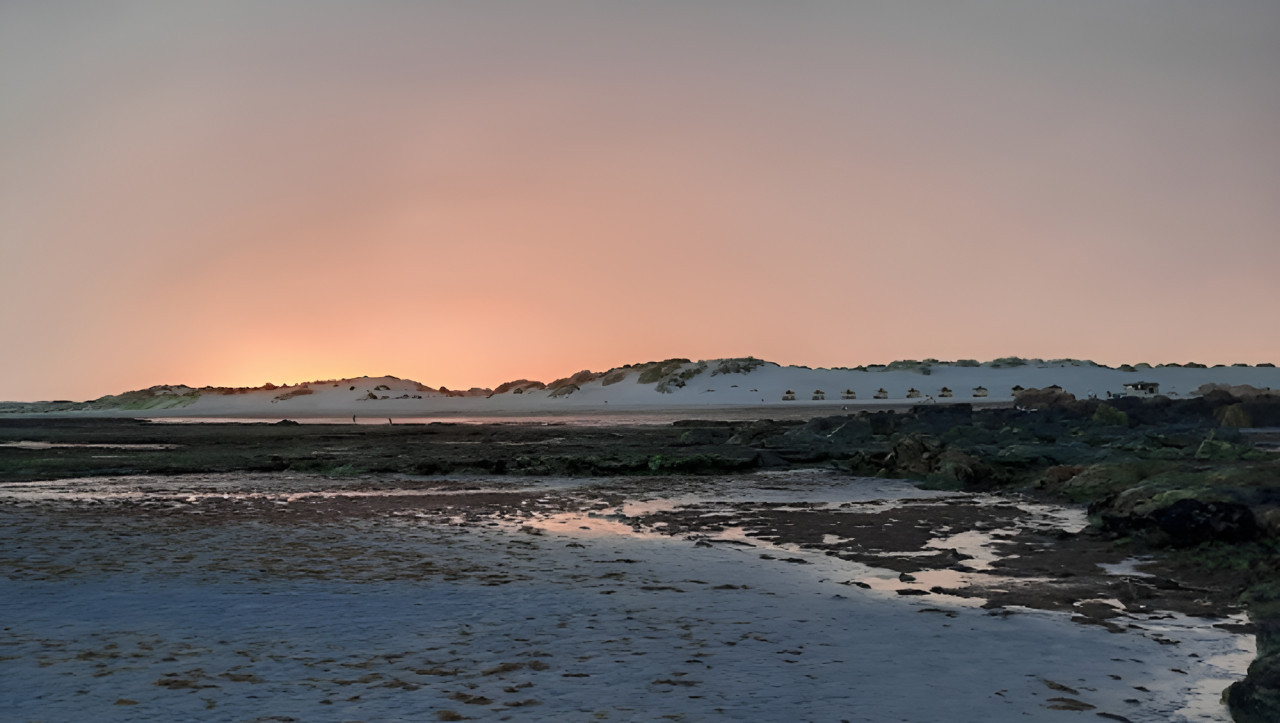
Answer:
[709,357,766,376]
[635,359,692,385]
[489,379,546,396]
[626,359,711,393]
[599,368,631,386]
[547,370,601,391]
[548,384,580,398]
[655,362,708,394]
[81,388,202,411]
[880,359,933,375]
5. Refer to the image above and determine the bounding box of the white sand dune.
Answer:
[111,360,1280,419]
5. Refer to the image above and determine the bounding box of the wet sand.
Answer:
[0,470,1251,721]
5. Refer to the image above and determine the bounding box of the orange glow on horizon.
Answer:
[2,3,1277,402]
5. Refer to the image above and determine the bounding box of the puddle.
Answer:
[924,528,1020,570]
[1100,557,1159,578]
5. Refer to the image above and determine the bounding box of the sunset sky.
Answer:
[3,2,1278,401]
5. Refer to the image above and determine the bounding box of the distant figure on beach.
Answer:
[387,418,393,425]
[352,415,357,423]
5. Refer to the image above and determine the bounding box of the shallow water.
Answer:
[0,471,1252,721]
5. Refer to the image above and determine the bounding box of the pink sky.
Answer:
[3,2,1278,401]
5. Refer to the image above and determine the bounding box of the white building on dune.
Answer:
[1123,381,1160,398]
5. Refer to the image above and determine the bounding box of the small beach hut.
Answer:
[906,388,922,399]
[841,389,856,400]
[1122,381,1160,398]
[782,390,796,401]
[938,387,953,398]
[812,390,826,401]
[874,388,888,399]
[972,386,988,398]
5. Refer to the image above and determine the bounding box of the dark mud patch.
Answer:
[635,497,1247,621]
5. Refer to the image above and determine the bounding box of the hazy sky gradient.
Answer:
[3,1,1278,400]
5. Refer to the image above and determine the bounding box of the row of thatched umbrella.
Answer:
[781,385,1004,401]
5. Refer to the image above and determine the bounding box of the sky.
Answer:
[2,1,1278,401]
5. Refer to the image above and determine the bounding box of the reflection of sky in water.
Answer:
[0,465,1257,720]
[1099,557,1158,578]
[925,528,1022,570]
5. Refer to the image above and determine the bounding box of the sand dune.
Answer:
[17,358,1274,419]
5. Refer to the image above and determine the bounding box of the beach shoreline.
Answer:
[0,468,1251,721]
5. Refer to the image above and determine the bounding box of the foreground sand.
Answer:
[0,470,1250,721]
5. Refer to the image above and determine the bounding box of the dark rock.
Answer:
[1226,649,1280,723]
[1150,499,1258,546]
[884,434,943,477]
[867,412,899,436]
[1014,387,1079,411]
[752,451,791,469]
[676,428,730,446]
[931,448,984,486]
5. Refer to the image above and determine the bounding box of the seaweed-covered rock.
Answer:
[1258,508,1280,538]
[1151,498,1258,545]
[676,427,731,446]
[1226,605,1280,723]
[1195,437,1247,461]
[930,448,985,487]
[1091,403,1129,427]
[1037,464,1085,489]
[1056,463,1157,503]
[1014,387,1078,410]
[726,419,788,446]
[884,434,943,477]
[1097,494,1258,547]
[646,453,756,474]
[1226,648,1280,723]
[1217,403,1254,428]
